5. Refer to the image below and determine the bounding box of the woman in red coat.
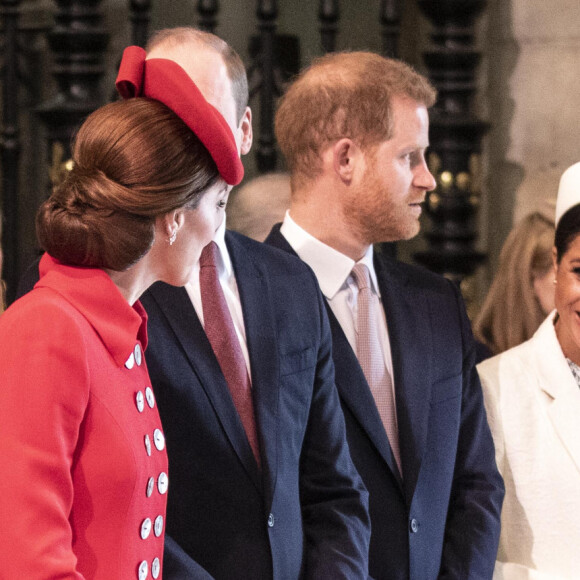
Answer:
[0,47,243,579]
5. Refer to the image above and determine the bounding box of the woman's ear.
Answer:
[159,210,185,245]
[239,107,253,156]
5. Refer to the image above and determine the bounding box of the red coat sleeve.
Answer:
[0,293,89,579]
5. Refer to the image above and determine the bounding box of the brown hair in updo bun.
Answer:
[36,98,219,271]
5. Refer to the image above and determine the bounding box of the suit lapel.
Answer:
[375,254,432,504]
[265,227,405,489]
[147,282,262,491]
[226,232,280,508]
[325,303,404,490]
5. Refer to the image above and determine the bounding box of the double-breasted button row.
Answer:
[138,557,160,579]
[140,515,163,540]
[409,518,419,533]
[126,344,143,370]
[136,387,156,413]
[144,431,165,455]
[145,473,168,498]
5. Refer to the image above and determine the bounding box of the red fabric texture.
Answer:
[0,254,168,578]
[116,45,244,186]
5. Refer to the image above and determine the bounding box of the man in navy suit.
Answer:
[265,51,504,579]
[139,29,370,579]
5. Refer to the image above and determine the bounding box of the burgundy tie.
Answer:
[351,263,401,476]
[199,241,260,466]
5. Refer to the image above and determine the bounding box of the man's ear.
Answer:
[239,106,253,156]
[333,138,360,184]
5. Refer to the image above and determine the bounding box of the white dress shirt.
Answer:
[280,211,395,393]
[186,218,251,374]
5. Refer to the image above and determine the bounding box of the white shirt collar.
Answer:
[280,211,379,299]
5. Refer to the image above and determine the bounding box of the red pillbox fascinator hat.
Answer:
[116,45,244,186]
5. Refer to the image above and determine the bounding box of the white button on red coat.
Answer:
[157,472,168,495]
[153,429,165,451]
[151,557,160,579]
[125,352,135,370]
[140,518,152,540]
[145,387,155,409]
[134,344,142,366]
[154,515,163,537]
[136,391,145,413]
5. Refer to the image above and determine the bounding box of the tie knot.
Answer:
[351,263,371,291]
[200,241,220,269]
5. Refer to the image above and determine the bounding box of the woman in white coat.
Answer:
[477,161,580,580]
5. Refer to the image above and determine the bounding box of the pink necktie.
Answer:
[199,241,260,466]
[351,263,401,476]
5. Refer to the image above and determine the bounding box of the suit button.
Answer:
[138,560,148,580]
[144,434,152,456]
[134,344,142,366]
[145,387,155,408]
[154,515,164,537]
[140,517,152,540]
[153,429,165,451]
[267,513,275,527]
[410,518,419,533]
[157,472,169,495]
[146,477,155,498]
[136,391,145,413]
[151,557,160,579]
[125,352,135,370]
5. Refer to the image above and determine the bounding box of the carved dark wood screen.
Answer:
[0,0,487,305]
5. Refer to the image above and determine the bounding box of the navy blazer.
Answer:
[265,224,504,580]
[140,230,370,580]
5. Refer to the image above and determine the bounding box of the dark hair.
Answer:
[555,204,580,263]
[36,98,219,271]
[146,27,249,123]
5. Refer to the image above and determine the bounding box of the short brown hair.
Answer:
[36,98,219,271]
[275,51,436,184]
[147,27,249,123]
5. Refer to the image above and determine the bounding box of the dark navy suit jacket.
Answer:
[265,224,504,580]
[140,231,371,579]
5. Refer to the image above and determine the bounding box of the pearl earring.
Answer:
[168,231,177,246]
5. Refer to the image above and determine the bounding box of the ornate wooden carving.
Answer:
[197,0,219,33]
[380,0,403,58]
[36,0,109,163]
[318,0,339,53]
[414,0,488,280]
[0,0,22,302]
[129,0,151,47]
[253,0,278,172]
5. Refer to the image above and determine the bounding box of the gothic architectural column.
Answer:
[36,0,109,172]
[413,0,487,281]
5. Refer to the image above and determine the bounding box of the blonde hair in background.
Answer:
[473,212,555,356]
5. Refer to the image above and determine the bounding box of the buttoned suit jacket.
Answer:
[266,224,505,580]
[478,313,580,580]
[139,230,370,580]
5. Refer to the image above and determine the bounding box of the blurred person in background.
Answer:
[473,211,555,361]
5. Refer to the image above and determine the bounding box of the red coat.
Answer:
[0,254,168,579]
